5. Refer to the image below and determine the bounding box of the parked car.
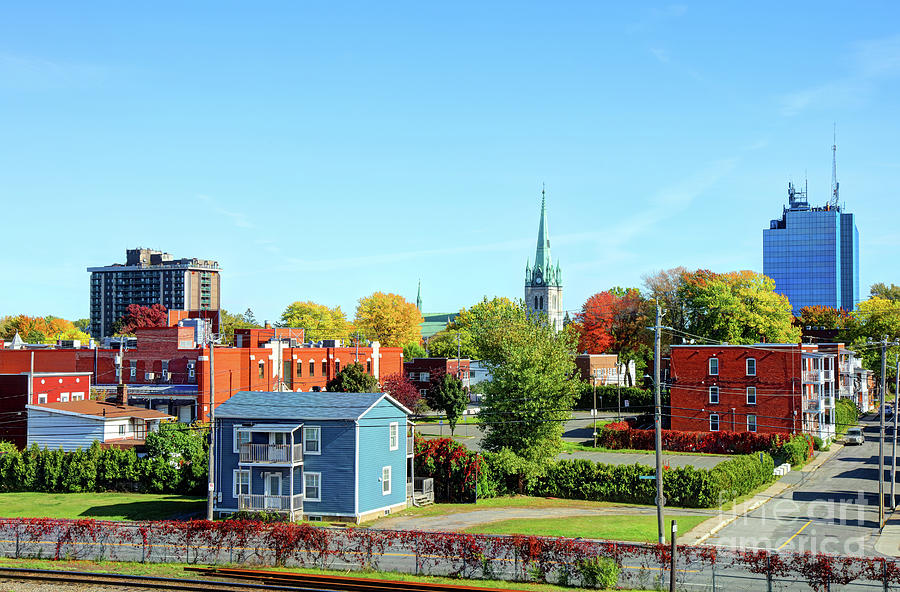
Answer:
[844,427,865,445]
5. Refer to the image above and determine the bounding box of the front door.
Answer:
[177,405,192,423]
[265,473,282,509]
[269,432,287,461]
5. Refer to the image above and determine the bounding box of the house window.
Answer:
[389,422,399,450]
[296,362,302,378]
[303,426,321,454]
[708,358,718,375]
[709,414,720,432]
[37,393,47,404]
[233,469,249,497]
[366,360,371,373]
[309,360,315,376]
[335,360,341,374]
[747,387,757,405]
[118,425,126,435]
[161,360,169,377]
[746,358,756,376]
[322,360,327,376]
[71,392,84,401]
[382,466,391,495]
[60,393,70,403]
[419,389,428,396]
[258,361,265,379]
[708,386,719,404]
[420,372,430,382]
[304,472,321,501]
[188,362,195,379]
[233,426,250,454]
[747,414,757,433]
[129,360,136,378]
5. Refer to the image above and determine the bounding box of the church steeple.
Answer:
[533,185,551,276]
[416,279,422,311]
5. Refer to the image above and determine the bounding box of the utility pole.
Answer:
[206,340,216,521]
[669,520,677,592]
[653,301,665,545]
[893,352,900,510]
[118,337,124,386]
[355,331,360,363]
[593,374,598,448]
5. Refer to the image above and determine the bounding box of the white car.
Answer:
[844,427,864,445]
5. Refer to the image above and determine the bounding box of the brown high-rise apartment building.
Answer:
[88,248,221,338]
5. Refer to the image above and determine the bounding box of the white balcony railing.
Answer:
[803,370,824,383]
[805,399,820,413]
[822,370,833,381]
[238,493,303,513]
[239,443,303,465]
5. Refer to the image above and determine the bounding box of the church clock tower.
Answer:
[525,187,563,330]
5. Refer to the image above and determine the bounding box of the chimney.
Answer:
[116,384,128,407]
[264,321,272,329]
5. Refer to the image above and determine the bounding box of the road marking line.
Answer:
[776,520,812,551]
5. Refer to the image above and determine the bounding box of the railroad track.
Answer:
[187,567,528,592]
[0,566,306,591]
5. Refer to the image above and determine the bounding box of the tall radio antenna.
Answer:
[830,123,840,209]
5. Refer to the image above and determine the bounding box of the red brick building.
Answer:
[0,326,403,424]
[669,344,836,440]
[404,358,471,396]
[0,371,92,448]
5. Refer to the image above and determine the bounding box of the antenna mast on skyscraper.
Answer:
[830,123,840,209]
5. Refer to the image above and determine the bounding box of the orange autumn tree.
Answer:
[0,315,90,343]
[353,292,423,347]
[574,291,617,353]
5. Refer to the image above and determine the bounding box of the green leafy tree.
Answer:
[219,308,261,345]
[326,362,379,393]
[426,329,477,359]
[73,318,91,333]
[448,297,525,362]
[403,342,426,359]
[848,297,900,386]
[679,270,800,344]
[871,283,900,302]
[475,299,578,463]
[796,305,849,329]
[354,292,423,347]
[279,301,352,342]
[426,372,468,433]
[144,422,208,494]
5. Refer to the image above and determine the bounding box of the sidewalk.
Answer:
[681,443,845,545]
[876,513,900,556]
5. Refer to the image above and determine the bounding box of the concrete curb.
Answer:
[683,443,845,546]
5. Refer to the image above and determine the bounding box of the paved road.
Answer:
[706,414,890,557]
[416,411,731,469]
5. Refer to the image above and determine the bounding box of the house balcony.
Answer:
[802,370,832,383]
[238,493,303,515]
[407,477,434,506]
[823,396,834,408]
[804,399,820,413]
[239,443,303,465]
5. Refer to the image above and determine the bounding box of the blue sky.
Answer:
[2,2,898,323]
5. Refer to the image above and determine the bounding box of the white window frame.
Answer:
[709,358,719,376]
[746,358,757,376]
[708,386,719,404]
[389,422,399,451]
[60,393,70,403]
[118,424,126,435]
[129,360,136,379]
[233,469,249,497]
[71,392,85,401]
[419,388,428,396]
[303,426,321,455]
[747,387,757,405]
[188,362,195,379]
[304,472,321,502]
[36,393,47,404]
[709,414,720,432]
[382,466,391,495]
[747,414,757,433]
[233,426,251,454]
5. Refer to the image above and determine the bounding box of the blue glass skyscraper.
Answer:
[763,182,859,313]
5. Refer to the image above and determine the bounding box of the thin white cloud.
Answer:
[649,47,670,64]
[0,52,105,90]
[197,194,255,229]
[780,34,900,116]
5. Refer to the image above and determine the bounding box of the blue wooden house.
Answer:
[212,391,414,523]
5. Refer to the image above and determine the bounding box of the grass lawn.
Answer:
[559,441,726,457]
[0,558,641,591]
[378,496,628,521]
[0,492,204,521]
[464,514,707,543]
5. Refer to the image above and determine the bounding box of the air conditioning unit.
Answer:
[165,372,172,383]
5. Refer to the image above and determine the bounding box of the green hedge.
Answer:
[773,434,813,467]
[0,423,208,495]
[835,398,860,437]
[522,453,774,509]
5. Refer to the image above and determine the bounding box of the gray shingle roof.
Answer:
[214,391,387,420]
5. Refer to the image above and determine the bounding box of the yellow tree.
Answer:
[1,315,90,343]
[279,301,352,342]
[354,292,423,347]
